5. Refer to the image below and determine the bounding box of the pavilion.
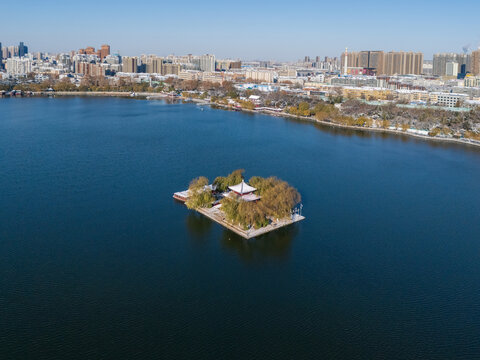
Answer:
[224,180,261,202]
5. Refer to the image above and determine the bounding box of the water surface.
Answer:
[1,97,480,359]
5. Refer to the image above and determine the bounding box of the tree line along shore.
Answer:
[3,76,480,146]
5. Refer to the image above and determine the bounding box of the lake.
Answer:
[1,96,480,359]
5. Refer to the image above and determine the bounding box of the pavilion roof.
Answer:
[228,180,256,195]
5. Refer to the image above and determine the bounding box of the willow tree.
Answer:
[249,176,278,195]
[214,169,245,192]
[185,176,214,210]
[249,177,301,219]
[260,181,301,219]
[221,195,268,230]
[221,175,301,229]
[220,195,240,223]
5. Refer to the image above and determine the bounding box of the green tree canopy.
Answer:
[214,169,245,192]
[185,176,214,210]
[220,175,301,229]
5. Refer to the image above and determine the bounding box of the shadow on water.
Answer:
[220,224,299,264]
[186,212,213,240]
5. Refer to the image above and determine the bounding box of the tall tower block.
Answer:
[344,47,348,76]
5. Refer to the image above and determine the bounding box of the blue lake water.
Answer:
[1,97,480,359]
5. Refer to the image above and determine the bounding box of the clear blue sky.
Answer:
[2,0,480,60]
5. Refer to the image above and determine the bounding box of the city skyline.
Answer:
[3,0,480,60]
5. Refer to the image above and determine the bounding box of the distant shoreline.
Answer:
[22,91,480,149]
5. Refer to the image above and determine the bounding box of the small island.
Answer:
[173,169,305,239]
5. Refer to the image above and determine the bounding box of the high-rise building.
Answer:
[146,56,163,74]
[58,53,72,70]
[358,50,384,72]
[161,63,180,76]
[342,50,422,75]
[383,51,423,75]
[423,60,433,76]
[341,50,384,74]
[245,69,276,83]
[445,62,459,77]
[97,44,110,60]
[433,53,470,77]
[8,46,17,57]
[199,54,215,72]
[341,50,360,73]
[216,59,242,71]
[18,42,28,57]
[75,62,104,76]
[471,49,480,76]
[105,54,121,65]
[121,56,138,73]
[0,42,2,69]
[6,57,32,75]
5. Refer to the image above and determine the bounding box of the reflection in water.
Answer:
[220,225,298,264]
[186,212,212,239]
[284,115,480,153]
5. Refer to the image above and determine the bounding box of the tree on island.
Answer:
[213,169,245,192]
[185,176,215,210]
[250,176,301,219]
[219,174,301,229]
[221,194,269,230]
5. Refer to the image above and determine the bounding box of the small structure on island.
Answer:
[173,170,305,239]
[224,180,261,202]
[173,184,216,202]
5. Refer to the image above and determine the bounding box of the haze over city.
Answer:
[3,0,480,60]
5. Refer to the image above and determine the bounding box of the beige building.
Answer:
[145,56,163,74]
[383,52,423,75]
[161,63,180,76]
[201,72,224,84]
[471,50,480,76]
[245,69,276,83]
[75,62,104,76]
[342,86,393,100]
[179,70,202,81]
[216,60,242,71]
[341,50,422,75]
[396,90,429,102]
[121,56,138,73]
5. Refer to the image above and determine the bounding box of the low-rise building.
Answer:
[396,89,430,102]
[464,75,480,88]
[179,70,202,81]
[342,86,393,100]
[430,92,468,107]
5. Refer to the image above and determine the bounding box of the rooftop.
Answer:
[228,180,256,195]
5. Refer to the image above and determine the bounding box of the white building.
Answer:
[465,75,480,88]
[445,62,459,77]
[431,92,468,108]
[199,54,215,72]
[6,57,32,76]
